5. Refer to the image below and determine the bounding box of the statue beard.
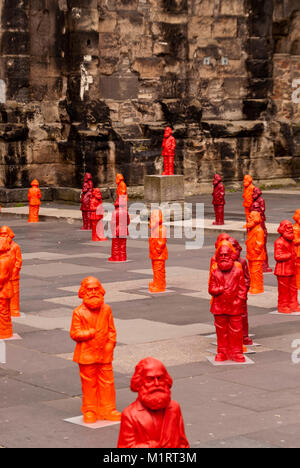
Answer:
[0,238,11,252]
[283,231,294,242]
[138,384,171,411]
[83,295,104,311]
[218,259,234,271]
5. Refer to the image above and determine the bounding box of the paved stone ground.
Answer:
[0,190,300,448]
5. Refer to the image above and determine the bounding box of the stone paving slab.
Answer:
[16,330,74,355]
[197,435,276,448]
[246,422,300,449]
[0,376,63,408]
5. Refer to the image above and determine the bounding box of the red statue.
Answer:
[70,276,121,423]
[28,179,41,223]
[0,229,14,339]
[293,210,300,290]
[116,174,128,203]
[245,211,266,294]
[243,175,255,220]
[0,226,22,318]
[83,172,94,192]
[149,210,168,293]
[90,189,107,242]
[274,220,300,313]
[80,182,93,231]
[109,196,130,262]
[250,187,272,272]
[229,237,252,345]
[117,357,189,448]
[161,127,176,176]
[212,174,225,225]
[209,244,247,363]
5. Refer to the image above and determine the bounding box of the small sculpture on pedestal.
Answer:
[293,209,300,290]
[109,196,130,262]
[28,179,41,223]
[250,187,272,272]
[209,245,247,363]
[0,226,22,318]
[149,210,168,293]
[117,357,189,448]
[274,220,300,313]
[243,175,255,221]
[70,276,121,423]
[90,189,107,242]
[245,211,266,294]
[212,174,225,225]
[0,229,14,339]
[161,127,176,176]
[80,182,93,231]
[116,174,128,203]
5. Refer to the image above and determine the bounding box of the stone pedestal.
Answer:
[142,175,191,221]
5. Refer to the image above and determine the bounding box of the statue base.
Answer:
[142,175,191,221]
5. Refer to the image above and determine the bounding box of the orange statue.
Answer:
[70,276,121,424]
[28,179,41,223]
[117,357,189,448]
[149,210,168,293]
[243,175,255,220]
[116,174,128,203]
[0,226,22,317]
[0,229,14,339]
[293,209,300,290]
[90,189,107,242]
[245,211,266,294]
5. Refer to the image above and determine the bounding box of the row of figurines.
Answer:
[1,215,300,446]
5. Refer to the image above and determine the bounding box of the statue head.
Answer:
[293,209,300,224]
[116,173,124,185]
[246,211,261,230]
[243,175,253,187]
[252,187,262,201]
[131,357,172,411]
[78,276,106,311]
[164,127,173,138]
[228,237,242,257]
[213,174,222,186]
[278,220,294,242]
[215,233,230,250]
[84,173,92,182]
[93,188,102,200]
[216,244,235,272]
[0,225,15,239]
[31,179,39,187]
[0,226,13,252]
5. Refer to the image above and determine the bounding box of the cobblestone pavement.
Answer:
[0,195,300,447]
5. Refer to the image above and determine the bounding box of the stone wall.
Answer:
[0,0,299,194]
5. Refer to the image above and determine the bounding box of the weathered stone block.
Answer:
[220,0,245,16]
[132,57,164,78]
[212,18,237,38]
[144,175,184,203]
